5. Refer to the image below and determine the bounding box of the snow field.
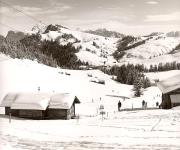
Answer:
[1,55,180,149]
[0,54,165,116]
[0,109,180,150]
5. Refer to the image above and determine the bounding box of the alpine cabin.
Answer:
[0,93,80,119]
[157,74,180,109]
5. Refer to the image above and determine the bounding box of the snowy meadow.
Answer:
[0,55,180,149]
[0,109,180,150]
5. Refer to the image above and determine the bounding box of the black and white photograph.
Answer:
[0,0,180,149]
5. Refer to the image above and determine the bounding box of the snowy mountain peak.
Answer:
[31,23,47,33]
[39,26,119,66]
[44,24,69,34]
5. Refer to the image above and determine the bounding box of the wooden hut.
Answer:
[10,93,51,119]
[157,74,180,109]
[0,92,80,119]
[1,93,52,119]
[47,93,80,119]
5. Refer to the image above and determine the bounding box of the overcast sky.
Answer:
[0,0,180,36]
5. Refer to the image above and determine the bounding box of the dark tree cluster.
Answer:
[0,34,57,67]
[106,64,150,85]
[148,62,180,72]
[44,24,59,33]
[105,62,180,75]
[0,33,83,69]
[113,36,149,60]
[40,40,80,69]
[116,36,136,52]
[106,64,151,97]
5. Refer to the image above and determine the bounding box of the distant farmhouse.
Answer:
[0,93,80,119]
[157,74,180,109]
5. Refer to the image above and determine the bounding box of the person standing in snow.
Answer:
[118,101,122,111]
[156,101,159,107]
[142,100,145,109]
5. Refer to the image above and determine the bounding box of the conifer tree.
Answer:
[133,76,143,97]
[143,77,151,88]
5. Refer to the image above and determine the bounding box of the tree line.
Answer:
[0,33,83,69]
[102,64,151,97]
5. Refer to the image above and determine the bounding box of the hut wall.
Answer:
[18,110,44,119]
[11,109,19,116]
[169,89,180,108]
[162,94,171,109]
[162,88,180,109]
[47,109,68,119]
[5,107,10,115]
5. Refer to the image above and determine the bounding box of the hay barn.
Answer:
[47,93,80,119]
[157,74,180,109]
[0,93,80,119]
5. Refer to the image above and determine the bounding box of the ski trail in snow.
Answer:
[151,118,162,131]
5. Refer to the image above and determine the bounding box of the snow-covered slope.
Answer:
[0,54,132,103]
[8,24,179,67]
[119,33,180,66]
[126,36,180,59]
[39,26,180,67]
[5,23,180,68]
[0,54,163,115]
[32,25,119,66]
[1,55,180,150]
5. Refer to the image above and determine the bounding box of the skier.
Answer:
[156,101,159,107]
[118,101,122,111]
[142,100,145,109]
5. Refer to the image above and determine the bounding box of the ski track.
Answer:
[0,110,180,150]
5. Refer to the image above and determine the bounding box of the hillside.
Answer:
[1,24,180,68]
[0,54,132,102]
[0,54,164,109]
[0,55,180,150]
[33,25,180,67]
[115,32,180,67]
[37,24,119,66]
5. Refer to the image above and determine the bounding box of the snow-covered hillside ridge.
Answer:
[3,23,180,67]
[31,24,180,66]
[31,24,119,66]
[118,32,180,66]
[124,33,180,59]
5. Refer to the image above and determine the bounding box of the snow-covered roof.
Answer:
[0,93,80,110]
[11,93,52,110]
[0,93,18,107]
[157,73,180,94]
[49,93,80,109]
